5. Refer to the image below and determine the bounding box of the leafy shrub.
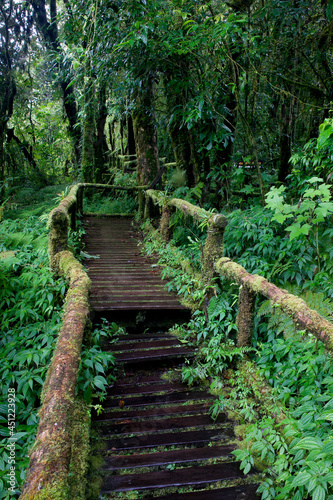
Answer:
[84,190,138,214]
[0,217,118,498]
[0,217,66,497]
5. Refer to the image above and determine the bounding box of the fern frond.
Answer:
[257,299,272,318]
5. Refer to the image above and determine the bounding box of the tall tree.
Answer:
[27,0,81,167]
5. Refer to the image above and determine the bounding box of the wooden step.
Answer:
[106,381,186,397]
[101,463,246,492]
[145,483,260,500]
[103,444,236,470]
[98,413,227,435]
[105,426,234,451]
[101,390,214,409]
[92,402,214,422]
[114,346,195,362]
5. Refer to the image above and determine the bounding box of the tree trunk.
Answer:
[7,128,47,184]
[163,66,198,187]
[126,113,136,171]
[133,78,160,185]
[81,79,95,183]
[28,0,81,168]
[94,86,108,183]
[278,102,292,183]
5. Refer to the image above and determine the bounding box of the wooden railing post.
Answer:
[202,215,228,284]
[144,192,154,219]
[215,257,333,351]
[160,203,173,242]
[48,208,70,270]
[77,185,83,214]
[236,284,256,347]
[138,189,145,219]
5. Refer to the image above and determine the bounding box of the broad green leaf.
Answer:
[286,222,311,240]
[291,470,311,487]
[293,437,323,450]
[312,484,326,500]
[323,471,333,483]
[322,412,333,422]
[321,440,333,455]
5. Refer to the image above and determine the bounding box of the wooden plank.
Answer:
[116,333,174,340]
[114,347,195,362]
[97,413,227,435]
[145,484,260,500]
[104,427,235,451]
[103,444,236,470]
[101,390,215,409]
[91,292,180,300]
[107,339,181,352]
[92,402,214,422]
[106,381,186,397]
[101,462,243,492]
[91,303,187,311]
[108,372,168,386]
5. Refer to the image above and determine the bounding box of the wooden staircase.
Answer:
[83,217,260,499]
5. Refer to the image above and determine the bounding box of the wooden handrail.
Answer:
[144,189,228,284]
[21,188,91,500]
[215,257,333,351]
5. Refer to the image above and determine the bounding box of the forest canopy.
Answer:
[1,0,333,202]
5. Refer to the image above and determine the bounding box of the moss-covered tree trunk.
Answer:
[278,100,292,183]
[81,78,96,183]
[133,78,160,185]
[94,86,108,183]
[163,64,199,187]
[126,113,136,171]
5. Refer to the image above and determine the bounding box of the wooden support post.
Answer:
[138,190,145,219]
[77,185,83,214]
[48,208,69,271]
[160,204,172,242]
[236,284,256,347]
[144,193,154,220]
[202,215,228,284]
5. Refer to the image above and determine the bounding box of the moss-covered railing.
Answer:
[215,257,333,351]
[21,181,149,499]
[144,189,228,284]
[145,188,333,353]
[21,185,90,500]
[145,189,333,443]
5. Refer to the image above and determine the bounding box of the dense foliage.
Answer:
[2,0,333,196]
[0,212,116,498]
[141,174,333,499]
[1,0,333,498]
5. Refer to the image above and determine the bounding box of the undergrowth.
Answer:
[141,195,333,499]
[0,213,118,498]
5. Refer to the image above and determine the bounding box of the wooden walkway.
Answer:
[83,217,259,499]
[83,217,190,326]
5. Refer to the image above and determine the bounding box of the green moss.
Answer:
[250,275,267,294]
[202,225,225,285]
[68,398,91,500]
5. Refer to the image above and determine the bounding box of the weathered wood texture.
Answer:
[83,217,190,313]
[91,334,259,499]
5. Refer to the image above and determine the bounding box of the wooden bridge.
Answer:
[82,215,259,499]
[20,183,333,500]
